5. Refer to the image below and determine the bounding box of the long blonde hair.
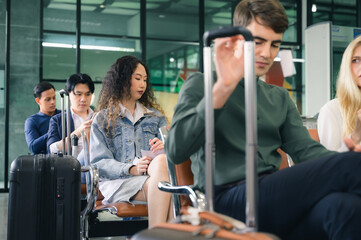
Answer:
[337,35,361,137]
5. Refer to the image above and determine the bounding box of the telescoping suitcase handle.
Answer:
[202,26,258,231]
[203,26,254,47]
[59,89,72,155]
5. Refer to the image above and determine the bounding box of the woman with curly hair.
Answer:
[318,35,361,152]
[90,55,172,227]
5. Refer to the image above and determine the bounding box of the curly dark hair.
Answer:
[97,55,164,131]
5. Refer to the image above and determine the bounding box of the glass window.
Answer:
[282,3,298,43]
[312,0,357,27]
[80,36,141,82]
[332,13,357,27]
[42,33,76,80]
[0,0,5,189]
[146,40,198,123]
[8,0,42,183]
[204,1,237,31]
[43,0,76,32]
[82,0,140,37]
[146,40,198,92]
[146,0,199,41]
[146,0,200,122]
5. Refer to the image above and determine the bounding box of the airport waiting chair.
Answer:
[80,132,148,240]
[158,128,320,216]
[278,128,320,169]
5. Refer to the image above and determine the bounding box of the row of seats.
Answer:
[80,128,320,239]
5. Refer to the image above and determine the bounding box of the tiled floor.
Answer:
[0,193,126,240]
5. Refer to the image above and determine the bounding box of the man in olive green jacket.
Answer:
[166,0,361,239]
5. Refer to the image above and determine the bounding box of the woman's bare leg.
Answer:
[132,154,172,228]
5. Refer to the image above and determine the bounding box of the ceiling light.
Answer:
[311,4,317,13]
[42,42,73,48]
[42,42,135,52]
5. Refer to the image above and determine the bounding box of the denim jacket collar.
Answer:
[119,101,153,124]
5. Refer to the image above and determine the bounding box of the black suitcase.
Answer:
[8,89,81,240]
[7,154,81,240]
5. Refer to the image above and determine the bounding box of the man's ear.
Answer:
[35,97,41,105]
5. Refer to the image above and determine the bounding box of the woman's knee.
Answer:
[147,154,168,175]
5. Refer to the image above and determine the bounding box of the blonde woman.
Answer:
[318,35,361,151]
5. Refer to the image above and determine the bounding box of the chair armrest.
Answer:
[158,181,207,211]
[81,165,99,217]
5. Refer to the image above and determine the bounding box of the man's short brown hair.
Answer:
[233,0,289,34]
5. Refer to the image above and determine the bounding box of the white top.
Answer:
[119,101,152,125]
[317,98,348,152]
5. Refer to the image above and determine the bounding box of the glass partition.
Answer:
[82,0,140,37]
[42,33,76,80]
[205,0,236,31]
[311,0,357,27]
[0,0,6,189]
[80,36,141,82]
[146,0,199,41]
[146,40,198,92]
[7,0,42,181]
[43,0,76,32]
[283,1,298,43]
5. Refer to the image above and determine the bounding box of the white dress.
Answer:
[317,98,348,152]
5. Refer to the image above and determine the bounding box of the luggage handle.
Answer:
[202,26,257,231]
[59,89,72,155]
[203,26,253,47]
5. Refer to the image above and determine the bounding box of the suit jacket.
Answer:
[47,111,75,153]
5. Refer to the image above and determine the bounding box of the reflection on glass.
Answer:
[205,1,235,31]
[82,0,140,37]
[311,0,356,27]
[282,2,298,43]
[146,0,198,41]
[42,33,76,80]
[0,0,6,189]
[0,69,4,189]
[43,0,76,32]
[147,40,198,93]
[80,36,141,83]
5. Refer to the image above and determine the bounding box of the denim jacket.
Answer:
[90,103,167,181]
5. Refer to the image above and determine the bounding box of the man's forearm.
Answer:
[213,80,239,109]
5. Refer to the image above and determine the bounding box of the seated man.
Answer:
[47,73,94,158]
[166,0,361,239]
[24,81,60,154]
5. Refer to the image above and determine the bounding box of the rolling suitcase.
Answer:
[132,26,279,240]
[7,89,81,240]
